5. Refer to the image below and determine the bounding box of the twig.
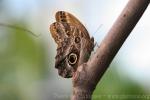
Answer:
[0,23,40,37]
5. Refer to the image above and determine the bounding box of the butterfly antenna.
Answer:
[93,24,103,36]
[0,23,41,37]
[92,24,103,50]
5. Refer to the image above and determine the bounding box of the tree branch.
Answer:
[72,0,150,100]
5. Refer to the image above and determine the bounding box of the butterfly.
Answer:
[50,11,94,78]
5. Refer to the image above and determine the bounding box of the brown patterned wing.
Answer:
[55,11,94,61]
[50,22,72,47]
[50,11,94,78]
[50,22,82,78]
[55,11,90,39]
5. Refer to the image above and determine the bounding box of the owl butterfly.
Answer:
[50,11,94,78]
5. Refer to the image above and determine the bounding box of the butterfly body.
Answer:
[50,11,94,78]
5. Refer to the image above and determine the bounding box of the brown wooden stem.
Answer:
[72,0,150,100]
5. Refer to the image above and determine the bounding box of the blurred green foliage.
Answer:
[93,64,147,100]
[0,23,48,100]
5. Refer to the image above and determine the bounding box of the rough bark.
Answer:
[71,0,150,100]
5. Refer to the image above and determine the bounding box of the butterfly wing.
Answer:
[55,11,90,39]
[50,11,94,78]
[50,22,72,47]
[50,22,82,78]
[55,11,94,57]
